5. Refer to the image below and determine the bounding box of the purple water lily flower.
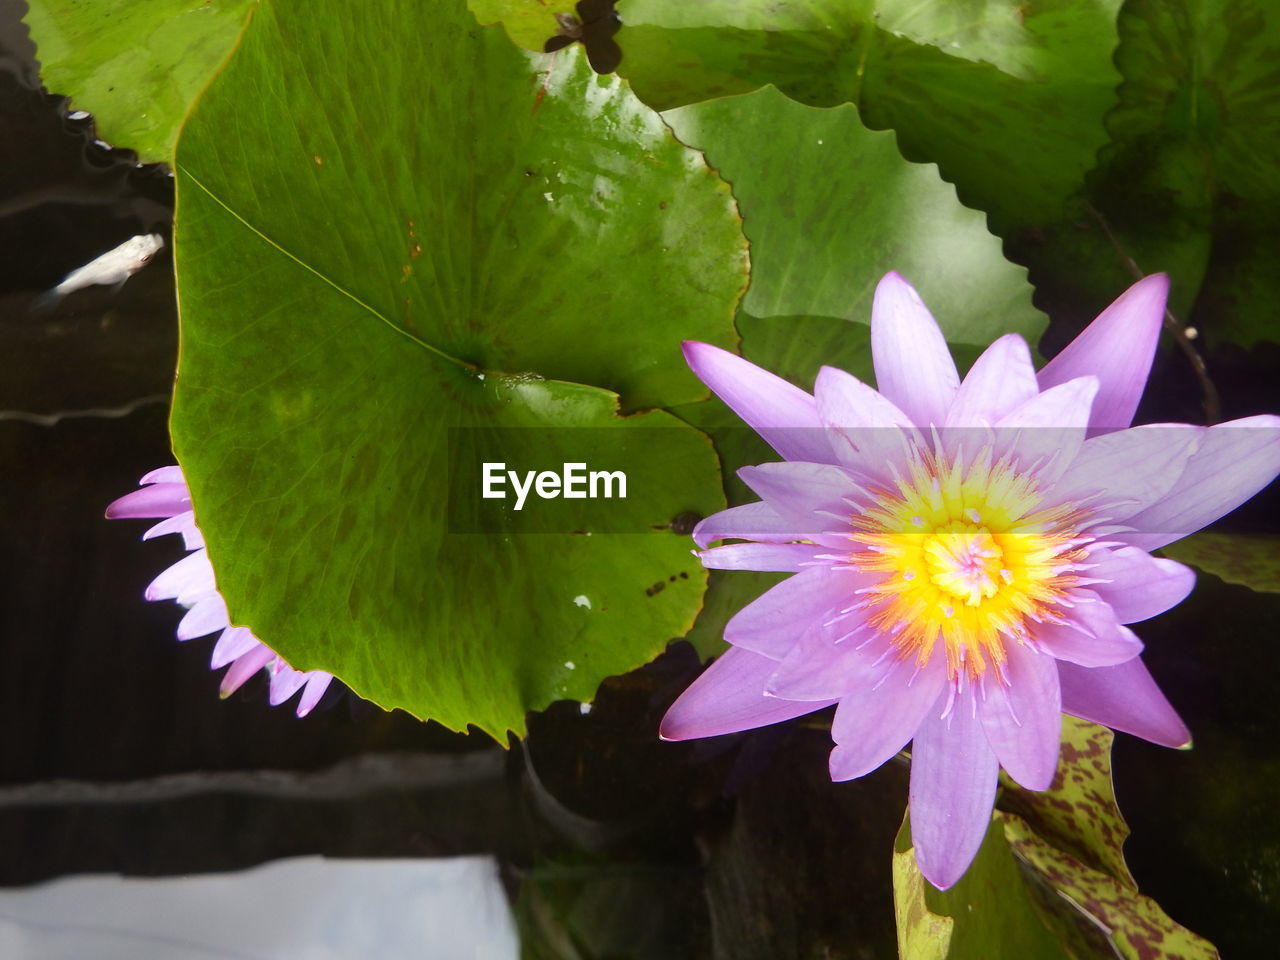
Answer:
[662,272,1280,889]
[107,466,333,717]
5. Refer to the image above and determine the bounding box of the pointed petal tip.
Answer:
[1135,271,1170,293]
[678,340,827,461]
[1009,763,1056,793]
[915,848,966,892]
[294,673,333,717]
[1039,274,1170,432]
[680,339,709,361]
[681,339,734,374]
[140,465,184,485]
[871,272,958,427]
[657,706,698,742]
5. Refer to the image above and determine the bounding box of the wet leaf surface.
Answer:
[24,0,256,162]
[171,0,745,736]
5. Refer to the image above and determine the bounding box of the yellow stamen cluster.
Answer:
[848,445,1086,682]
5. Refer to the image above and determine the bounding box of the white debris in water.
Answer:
[564,661,576,670]
[35,233,165,310]
[573,595,591,609]
[579,702,593,715]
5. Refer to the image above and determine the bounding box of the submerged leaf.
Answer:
[1161,532,1280,594]
[1093,0,1280,347]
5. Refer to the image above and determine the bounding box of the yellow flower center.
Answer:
[847,445,1088,682]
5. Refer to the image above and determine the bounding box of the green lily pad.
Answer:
[661,86,1044,383]
[1161,532,1280,594]
[171,0,746,736]
[616,0,1121,234]
[469,0,568,50]
[24,0,256,162]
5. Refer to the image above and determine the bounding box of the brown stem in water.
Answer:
[1083,203,1222,425]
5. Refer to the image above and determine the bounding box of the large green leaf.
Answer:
[171,0,747,736]
[661,86,1043,391]
[25,0,256,162]
[616,0,1122,233]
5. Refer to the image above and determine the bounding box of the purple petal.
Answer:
[829,657,946,781]
[693,502,802,549]
[141,465,185,485]
[1033,606,1143,668]
[211,625,263,668]
[764,622,879,700]
[738,461,861,536]
[1121,415,1280,551]
[871,272,960,428]
[996,375,1098,431]
[146,550,217,603]
[105,482,192,520]
[176,593,230,640]
[1089,547,1196,623]
[909,693,1000,889]
[1058,658,1191,748]
[698,543,825,572]
[1037,274,1168,435]
[724,566,864,659]
[296,672,334,717]
[1048,424,1202,520]
[659,645,836,740]
[143,510,206,550]
[268,659,309,705]
[989,376,1097,482]
[219,644,274,697]
[682,341,831,462]
[977,644,1061,791]
[945,334,1038,427]
[812,365,920,485]
[870,272,962,427]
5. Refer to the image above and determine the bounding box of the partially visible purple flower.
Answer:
[662,271,1280,889]
[107,466,333,717]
